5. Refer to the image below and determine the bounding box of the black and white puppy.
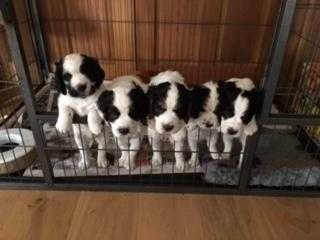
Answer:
[187,81,220,167]
[91,75,148,170]
[54,53,109,169]
[217,78,263,168]
[148,71,190,171]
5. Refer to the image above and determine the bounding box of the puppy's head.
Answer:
[148,71,190,134]
[54,53,105,98]
[189,82,219,129]
[217,78,263,137]
[97,78,148,138]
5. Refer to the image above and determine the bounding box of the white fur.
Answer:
[148,71,188,171]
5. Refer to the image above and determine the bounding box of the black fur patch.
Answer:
[97,90,120,122]
[147,82,170,118]
[241,89,263,124]
[174,83,191,123]
[215,81,241,123]
[80,55,105,89]
[189,85,210,119]
[128,83,149,125]
[54,59,66,95]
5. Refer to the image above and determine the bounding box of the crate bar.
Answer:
[261,0,297,120]
[27,0,49,76]
[0,1,54,184]
[238,133,261,192]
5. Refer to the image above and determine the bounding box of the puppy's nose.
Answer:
[227,128,238,135]
[205,122,213,128]
[163,124,174,132]
[118,127,130,135]
[77,84,87,92]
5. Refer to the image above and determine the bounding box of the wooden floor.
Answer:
[0,191,319,240]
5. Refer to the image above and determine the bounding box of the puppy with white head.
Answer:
[217,78,263,168]
[148,71,190,171]
[187,81,220,167]
[92,75,148,170]
[54,53,109,169]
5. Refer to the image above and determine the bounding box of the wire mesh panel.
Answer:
[273,0,320,118]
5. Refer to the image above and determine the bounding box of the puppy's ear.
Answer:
[189,85,210,119]
[54,59,66,95]
[97,90,113,120]
[176,83,191,123]
[81,55,105,88]
[247,88,264,116]
[147,85,156,119]
[129,84,149,125]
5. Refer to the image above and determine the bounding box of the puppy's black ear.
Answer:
[147,85,156,119]
[251,88,264,116]
[81,55,105,88]
[129,84,149,125]
[54,59,66,95]
[97,90,119,122]
[189,85,210,119]
[176,83,191,123]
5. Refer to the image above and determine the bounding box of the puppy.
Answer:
[187,81,220,167]
[217,78,263,168]
[148,71,190,171]
[90,75,148,170]
[54,53,109,169]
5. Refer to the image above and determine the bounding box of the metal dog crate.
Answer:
[0,0,319,196]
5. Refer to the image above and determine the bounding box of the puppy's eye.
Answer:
[63,73,72,81]
[223,109,234,119]
[153,105,166,116]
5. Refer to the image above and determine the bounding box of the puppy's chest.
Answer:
[67,97,97,116]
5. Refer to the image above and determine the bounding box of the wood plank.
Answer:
[0,191,320,240]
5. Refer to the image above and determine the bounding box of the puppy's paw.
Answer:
[118,155,135,170]
[88,120,102,135]
[220,152,231,160]
[55,119,70,134]
[151,154,162,166]
[210,152,220,160]
[97,157,109,168]
[175,160,185,172]
[78,159,90,171]
[188,154,199,167]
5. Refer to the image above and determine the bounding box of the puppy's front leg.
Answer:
[172,128,187,171]
[238,134,247,169]
[221,133,233,160]
[88,109,103,135]
[207,130,219,160]
[117,137,131,170]
[188,126,200,167]
[95,129,109,168]
[128,137,141,169]
[148,128,162,166]
[56,105,73,134]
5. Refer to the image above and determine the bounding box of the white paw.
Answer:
[55,119,70,134]
[78,159,89,171]
[118,155,135,170]
[175,160,185,172]
[188,154,199,167]
[151,154,162,166]
[97,157,108,168]
[88,120,102,135]
[210,152,219,159]
[220,152,231,160]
